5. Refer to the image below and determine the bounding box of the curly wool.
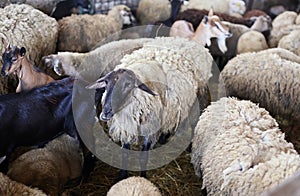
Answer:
[106,37,212,146]
[191,97,300,195]
[107,176,162,196]
[220,48,300,125]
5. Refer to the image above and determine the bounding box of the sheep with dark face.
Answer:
[87,37,213,179]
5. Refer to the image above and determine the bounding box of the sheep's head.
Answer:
[87,69,157,122]
[1,38,26,77]
[110,5,136,26]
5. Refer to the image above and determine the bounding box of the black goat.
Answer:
[0,77,76,164]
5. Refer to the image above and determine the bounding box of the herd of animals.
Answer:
[0,0,300,195]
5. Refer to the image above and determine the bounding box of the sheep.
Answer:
[57,5,136,52]
[1,39,54,92]
[191,97,300,195]
[136,0,171,25]
[87,36,213,178]
[219,48,300,133]
[170,9,233,53]
[0,172,47,196]
[7,134,83,196]
[93,0,140,14]
[277,29,300,56]
[268,11,300,48]
[236,30,268,54]
[0,4,58,94]
[180,0,246,17]
[42,38,153,78]
[107,176,162,196]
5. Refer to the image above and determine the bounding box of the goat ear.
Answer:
[20,47,26,57]
[208,7,214,16]
[86,79,107,89]
[136,79,157,96]
[2,38,10,50]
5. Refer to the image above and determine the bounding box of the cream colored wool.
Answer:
[7,134,83,196]
[0,4,58,94]
[105,37,212,146]
[219,48,300,125]
[278,29,300,56]
[57,5,132,52]
[0,172,47,196]
[191,97,300,195]
[237,30,268,54]
[107,176,162,196]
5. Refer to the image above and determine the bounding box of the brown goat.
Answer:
[1,39,54,92]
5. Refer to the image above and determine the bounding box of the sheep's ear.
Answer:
[208,8,214,16]
[20,47,26,57]
[135,79,157,96]
[86,79,107,89]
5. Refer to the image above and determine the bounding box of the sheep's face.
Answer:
[87,69,156,122]
[42,53,76,76]
[1,39,26,77]
[120,7,136,25]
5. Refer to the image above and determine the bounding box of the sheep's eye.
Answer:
[11,57,17,62]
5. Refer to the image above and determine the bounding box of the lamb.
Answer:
[219,48,300,133]
[0,172,47,196]
[170,9,232,53]
[180,0,246,17]
[107,176,162,196]
[191,97,300,195]
[1,39,54,92]
[7,134,83,196]
[42,38,153,77]
[57,5,136,52]
[87,36,213,178]
[0,4,58,94]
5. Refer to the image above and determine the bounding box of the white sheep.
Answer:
[278,29,300,56]
[43,38,153,78]
[57,5,135,52]
[136,0,171,25]
[107,176,162,196]
[0,4,58,94]
[191,97,300,195]
[0,172,47,196]
[87,37,213,177]
[181,0,246,17]
[268,11,300,48]
[219,48,300,130]
[236,30,268,54]
[7,134,83,196]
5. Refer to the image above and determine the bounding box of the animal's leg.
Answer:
[140,137,151,178]
[118,143,130,181]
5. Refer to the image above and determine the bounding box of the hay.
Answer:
[63,150,202,196]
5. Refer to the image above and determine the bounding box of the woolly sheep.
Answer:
[268,11,300,47]
[278,29,300,56]
[87,37,213,176]
[0,4,58,94]
[107,176,162,196]
[43,38,153,77]
[181,0,246,17]
[237,30,268,54]
[136,0,171,25]
[191,97,300,195]
[0,172,47,196]
[219,48,300,129]
[7,134,83,196]
[57,5,135,52]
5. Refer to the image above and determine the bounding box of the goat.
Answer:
[1,38,54,93]
[0,77,76,166]
[170,9,232,53]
